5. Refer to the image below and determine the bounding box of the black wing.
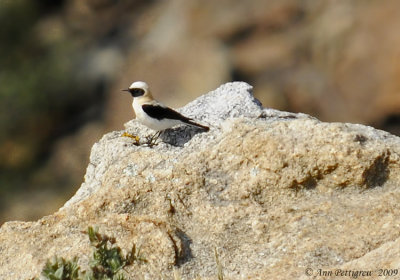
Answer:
[142,104,191,121]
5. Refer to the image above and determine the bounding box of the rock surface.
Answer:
[1,82,400,279]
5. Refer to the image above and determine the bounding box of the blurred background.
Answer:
[1,0,400,224]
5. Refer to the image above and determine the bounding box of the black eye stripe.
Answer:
[129,88,145,96]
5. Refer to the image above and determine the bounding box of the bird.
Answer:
[122,81,209,144]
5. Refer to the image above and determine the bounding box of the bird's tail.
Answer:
[186,120,210,131]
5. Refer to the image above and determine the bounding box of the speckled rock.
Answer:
[1,82,400,279]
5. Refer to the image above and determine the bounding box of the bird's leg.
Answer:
[151,131,161,142]
[150,131,161,146]
[146,131,161,147]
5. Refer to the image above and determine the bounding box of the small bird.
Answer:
[122,81,209,143]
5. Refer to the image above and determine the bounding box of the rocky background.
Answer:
[1,0,400,223]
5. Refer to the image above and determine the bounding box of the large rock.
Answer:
[1,82,400,279]
[6,0,400,224]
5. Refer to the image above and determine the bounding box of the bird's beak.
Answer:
[121,89,130,93]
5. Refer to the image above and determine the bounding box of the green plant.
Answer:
[40,227,226,280]
[87,226,146,279]
[41,257,80,280]
[40,227,146,280]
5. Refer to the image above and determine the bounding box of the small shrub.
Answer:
[39,227,146,280]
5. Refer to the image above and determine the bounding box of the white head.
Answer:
[129,81,149,91]
[122,81,151,98]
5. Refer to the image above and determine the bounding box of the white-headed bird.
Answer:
[122,81,209,143]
